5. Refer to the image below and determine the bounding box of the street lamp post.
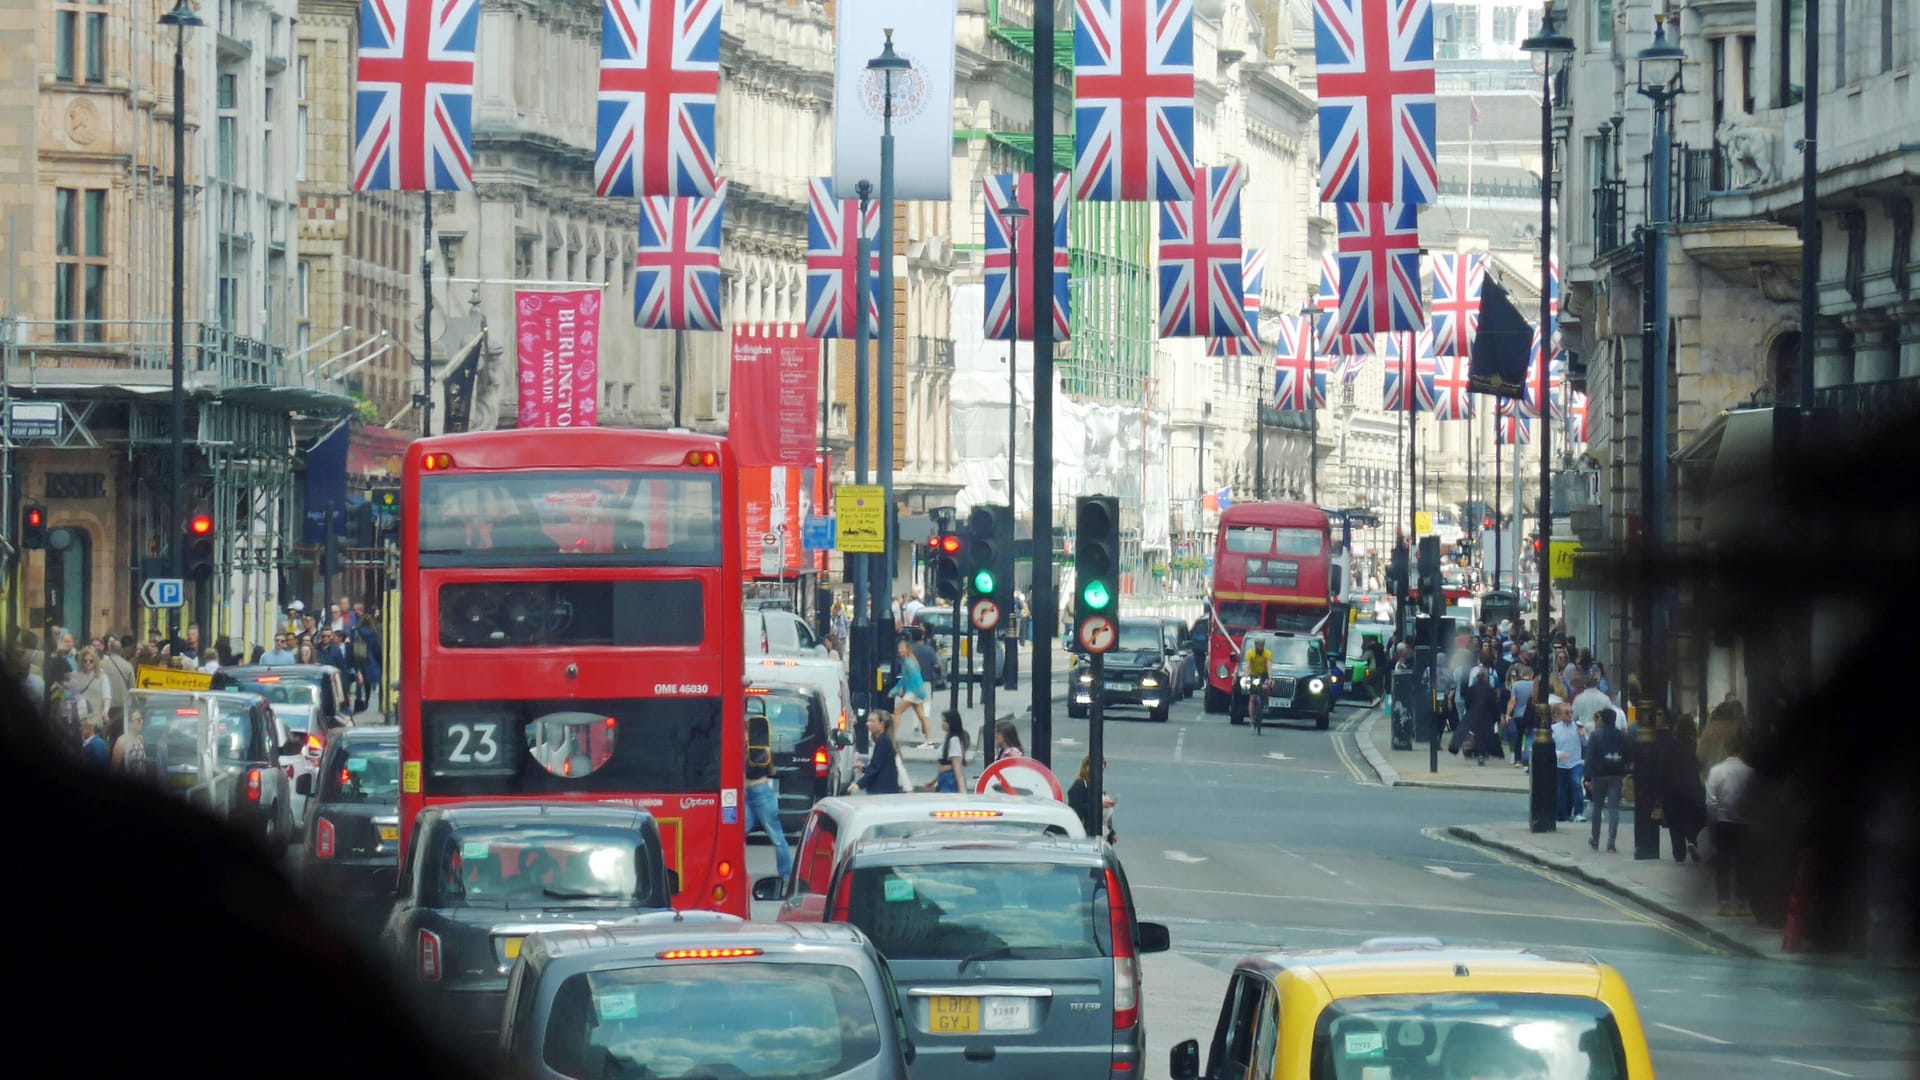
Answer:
[868,32,910,640]
[852,179,873,699]
[160,0,203,645]
[1522,1,1574,835]
[1254,358,1267,501]
[998,204,1028,519]
[1301,303,1319,506]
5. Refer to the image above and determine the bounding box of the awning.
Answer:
[1672,407,1778,545]
[348,423,414,479]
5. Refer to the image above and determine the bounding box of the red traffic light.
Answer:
[188,514,214,536]
[1483,516,1494,530]
[25,507,44,528]
[938,534,961,555]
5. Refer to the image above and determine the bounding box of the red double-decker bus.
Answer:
[398,429,748,917]
[1202,502,1345,713]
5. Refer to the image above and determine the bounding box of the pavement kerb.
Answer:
[1354,704,1523,794]
[1444,824,1775,961]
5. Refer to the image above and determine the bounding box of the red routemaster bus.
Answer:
[1203,501,1348,713]
[399,429,748,917]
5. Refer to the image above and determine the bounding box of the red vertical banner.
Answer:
[740,466,806,577]
[728,325,819,467]
[813,452,832,572]
[515,289,603,428]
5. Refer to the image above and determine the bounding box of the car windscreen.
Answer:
[420,698,720,796]
[322,740,401,804]
[435,823,650,907]
[845,861,1108,962]
[1310,993,1627,1080]
[1248,637,1315,669]
[1116,623,1163,652]
[916,611,954,634]
[542,962,882,1080]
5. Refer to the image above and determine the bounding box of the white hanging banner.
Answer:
[831,0,957,201]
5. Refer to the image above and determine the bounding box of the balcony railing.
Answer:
[1810,376,1920,431]
[1674,146,1721,223]
[1593,180,1630,256]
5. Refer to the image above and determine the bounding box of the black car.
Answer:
[1068,618,1174,722]
[1230,631,1337,729]
[498,921,911,1080]
[822,834,1170,1080]
[297,725,401,933]
[215,663,353,757]
[381,803,676,1041]
[127,688,299,848]
[746,684,856,835]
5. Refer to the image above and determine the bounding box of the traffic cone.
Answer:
[1780,848,1813,953]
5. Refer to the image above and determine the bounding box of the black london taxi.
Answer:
[1231,631,1339,730]
[1069,618,1176,722]
[498,921,910,1080]
[380,803,676,1041]
[126,688,299,849]
[297,724,401,933]
[745,684,855,835]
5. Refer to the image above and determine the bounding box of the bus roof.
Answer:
[407,428,727,471]
[1219,502,1331,529]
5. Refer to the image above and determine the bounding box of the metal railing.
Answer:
[1593,180,1630,256]
[1,317,354,401]
[1810,376,1920,430]
[1674,146,1721,223]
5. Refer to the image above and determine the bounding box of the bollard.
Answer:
[1632,706,1660,859]
[1529,702,1557,833]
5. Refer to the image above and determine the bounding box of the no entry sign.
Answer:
[974,757,1064,801]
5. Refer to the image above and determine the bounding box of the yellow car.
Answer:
[1169,938,1654,1080]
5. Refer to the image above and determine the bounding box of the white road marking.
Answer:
[1174,726,1186,764]
[1652,1022,1731,1046]
[1265,752,1294,761]
[1132,883,1645,925]
[1163,850,1208,864]
[1057,737,1081,745]
[1769,1058,1854,1078]
[1423,865,1475,879]
[1309,862,1342,878]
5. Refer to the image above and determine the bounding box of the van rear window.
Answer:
[845,861,1108,962]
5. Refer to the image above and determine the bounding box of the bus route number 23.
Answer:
[444,720,503,766]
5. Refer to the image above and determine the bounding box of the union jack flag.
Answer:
[1498,398,1532,445]
[985,173,1071,342]
[593,0,722,198]
[1273,315,1325,411]
[1520,326,1566,418]
[1428,251,1484,357]
[1339,347,1370,386]
[1072,0,1196,202]
[1159,166,1253,339]
[804,178,878,340]
[1313,253,1366,357]
[1567,390,1590,444]
[1429,352,1472,420]
[1336,202,1423,335]
[635,182,727,331]
[1243,247,1266,336]
[352,0,480,192]
[1314,0,1437,205]
[1381,330,1435,411]
[1206,332,1262,357]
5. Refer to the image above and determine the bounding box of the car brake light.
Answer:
[417,929,442,981]
[247,769,262,802]
[931,809,1003,819]
[1106,867,1139,1031]
[829,878,852,922]
[717,860,734,880]
[306,733,324,755]
[813,747,829,778]
[658,948,761,960]
[254,675,282,684]
[315,818,335,859]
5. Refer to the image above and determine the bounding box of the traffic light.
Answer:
[1387,543,1410,599]
[964,504,1012,616]
[21,505,48,549]
[185,504,215,579]
[345,501,375,547]
[1417,536,1443,619]
[931,530,964,603]
[369,486,401,538]
[1073,495,1120,647]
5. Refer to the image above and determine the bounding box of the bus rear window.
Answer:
[418,471,721,567]
[437,580,705,648]
[420,698,722,795]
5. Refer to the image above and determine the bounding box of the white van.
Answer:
[746,654,853,736]
[744,608,830,658]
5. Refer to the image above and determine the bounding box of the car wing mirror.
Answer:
[666,868,682,897]
[1136,921,1171,954]
[1169,1038,1201,1080]
[294,772,313,797]
[830,730,853,749]
[752,875,783,902]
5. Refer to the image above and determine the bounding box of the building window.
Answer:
[296,105,308,181]
[1711,37,1728,131]
[1593,0,1612,45]
[1835,0,1847,85]
[297,259,311,319]
[1883,0,1898,72]
[1779,0,1805,106]
[1492,6,1517,42]
[217,72,238,181]
[53,188,107,343]
[1456,5,1479,44]
[1740,34,1756,113]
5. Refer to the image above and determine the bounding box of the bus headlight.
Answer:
[1309,678,1326,694]
[1216,664,1230,680]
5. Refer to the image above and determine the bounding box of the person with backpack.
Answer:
[932,710,969,793]
[742,704,792,879]
[1585,707,1632,852]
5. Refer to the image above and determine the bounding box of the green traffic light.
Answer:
[973,569,996,594]
[1082,579,1112,611]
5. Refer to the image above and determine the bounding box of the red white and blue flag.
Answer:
[1313,0,1437,205]
[1313,253,1365,359]
[352,0,480,192]
[1567,390,1590,444]
[1336,202,1423,335]
[1498,398,1532,445]
[635,182,727,331]
[1428,251,1485,357]
[1243,247,1267,335]
[1429,352,1472,420]
[593,0,723,198]
[1072,0,1196,202]
[1520,325,1566,418]
[1381,329,1435,411]
[984,173,1072,342]
[803,178,878,340]
[1206,332,1263,357]
[1158,165,1254,339]
[1273,315,1326,411]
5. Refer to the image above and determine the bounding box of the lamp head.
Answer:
[1521,2,1575,59]
[1636,14,1686,97]
[868,28,911,72]
[158,0,204,29]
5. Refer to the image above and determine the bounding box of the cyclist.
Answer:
[1245,638,1272,732]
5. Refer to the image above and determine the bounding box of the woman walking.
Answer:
[1505,663,1535,768]
[992,719,1026,761]
[1067,755,1117,843]
[932,710,970,793]
[1660,712,1706,862]
[850,711,903,795]
[889,638,934,747]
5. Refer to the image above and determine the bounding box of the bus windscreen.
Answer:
[417,471,722,567]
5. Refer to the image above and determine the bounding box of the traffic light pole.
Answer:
[980,625,997,756]
[1088,650,1105,839]
[950,583,963,718]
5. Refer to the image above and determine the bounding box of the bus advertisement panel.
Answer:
[1205,502,1337,710]
[400,429,748,917]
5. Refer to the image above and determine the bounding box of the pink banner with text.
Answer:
[515,289,602,429]
[728,324,819,467]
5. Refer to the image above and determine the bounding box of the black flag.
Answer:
[1468,277,1532,399]
[439,316,487,434]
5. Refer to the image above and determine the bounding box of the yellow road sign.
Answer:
[1413,511,1433,536]
[135,665,213,691]
[1549,540,1582,581]
[835,484,886,553]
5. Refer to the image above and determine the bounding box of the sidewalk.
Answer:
[1447,821,1786,960]
[1355,706,1533,794]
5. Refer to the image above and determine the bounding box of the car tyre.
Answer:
[1316,711,1331,731]
[1151,704,1170,724]
[1229,696,1246,725]
[1204,684,1229,715]
[1068,703,1088,719]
